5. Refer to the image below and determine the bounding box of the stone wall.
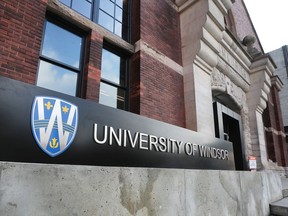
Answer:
[0,162,282,216]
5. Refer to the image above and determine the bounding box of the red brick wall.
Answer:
[130,52,141,114]
[263,86,288,166]
[131,0,140,44]
[140,0,182,65]
[230,0,263,52]
[139,52,185,127]
[0,0,185,128]
[129,0,185,126]
[0,0,46,84]
[84,31,103,102]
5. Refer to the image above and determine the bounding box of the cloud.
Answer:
[37,61,77,96]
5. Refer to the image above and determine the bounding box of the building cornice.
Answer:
[271,75,283,91]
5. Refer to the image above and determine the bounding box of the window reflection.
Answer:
[72,0,92,19]
[37,20,84,96]
[59,0,128,40]
[98,0,124,37]
[42,22,82,69]
[99,82,125,109]
[115,21,122,37]
[116,0,123,8]
[99,0,114,17]
[101,49,122,85]
[98,11,114,33]
[115,6,123,22]
[37,60,77,96]
[99,48,127,110]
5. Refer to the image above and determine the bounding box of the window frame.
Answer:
[37,15,87,97]
[99,43,130,110]
[285,126,288,143]
[60,0,131,42]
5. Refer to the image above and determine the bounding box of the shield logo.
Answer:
[31,96,78,157]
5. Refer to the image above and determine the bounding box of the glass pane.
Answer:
[72,0,92,19]
[42,22,82,68]
[99,82,125,109]
[99,0,115,16]
[60,0,71,7]
[37,60,78,96]
[115,6,123,22]
[116,0,123,8]
[114,20,122,37]
[101,49,125,85]
[98,10,114,32]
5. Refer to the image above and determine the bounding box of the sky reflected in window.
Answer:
[72,0,92,19]
[99,82,125,109]
[99,0,114,17]
[116,0,123,8]
[59,0,127,40]
[37,60,78,96]
[115,6,123,22]
[42,22,82,68]
[98,11,114,33]
[101,49,123,85]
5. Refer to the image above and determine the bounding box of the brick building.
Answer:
[269,46,288,143]
[0,0,286,215]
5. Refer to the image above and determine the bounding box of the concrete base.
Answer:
[0,162,282,216]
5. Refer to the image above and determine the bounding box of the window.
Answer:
[61,0,92,19]
[36,19,85,96]
[60,0,129,40]
[99,48,128,110]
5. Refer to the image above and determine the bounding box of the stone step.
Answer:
[270,197,288,216]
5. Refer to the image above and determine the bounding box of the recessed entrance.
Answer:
[213,102,245,170]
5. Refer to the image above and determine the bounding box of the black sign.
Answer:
[0,76,235,170]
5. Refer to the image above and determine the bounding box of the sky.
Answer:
[244,0,288,53]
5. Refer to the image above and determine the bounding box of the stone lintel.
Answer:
[250,55,276,77]
[134,40,183,76]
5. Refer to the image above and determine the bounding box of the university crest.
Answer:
[31,96,78,157]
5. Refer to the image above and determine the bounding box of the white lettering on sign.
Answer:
[93,124,230,160]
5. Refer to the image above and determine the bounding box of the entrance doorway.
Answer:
[213,102,245,170]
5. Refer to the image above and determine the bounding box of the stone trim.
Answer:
[264,127,286,137]
[271,75,283,91]
[134,40,184,75]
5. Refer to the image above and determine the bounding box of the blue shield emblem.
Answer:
[31,96,78,157]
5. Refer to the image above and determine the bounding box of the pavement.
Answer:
[270,177,288,216]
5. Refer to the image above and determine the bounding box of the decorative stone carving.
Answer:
[211,68,252,159]
[211,68,246,109]
[242,35,262,58]
[211,68,226,92]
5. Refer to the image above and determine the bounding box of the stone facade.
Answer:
[176,0,287,170]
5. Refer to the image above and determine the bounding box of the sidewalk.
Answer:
[270,177,288,216]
